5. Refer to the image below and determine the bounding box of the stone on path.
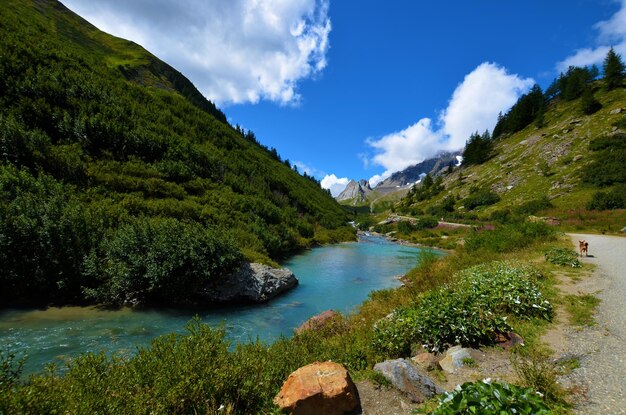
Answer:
[495,332,525,350]
[274,361,359,415]
[438,345,472,373]
[411,351,438,371]
[373,358,443,403]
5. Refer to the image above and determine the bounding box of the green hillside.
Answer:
[0,0,352,307]
[397,76,626,234]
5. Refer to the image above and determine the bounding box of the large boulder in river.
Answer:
[274,361,359,415]
[202,262,298,303]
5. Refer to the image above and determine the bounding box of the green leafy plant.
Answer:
[373,261,552,355]
[544,248,582,268]
[463,188,500,210]
[423,380,553,414]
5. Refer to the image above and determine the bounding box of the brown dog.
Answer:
[579,240,589,257]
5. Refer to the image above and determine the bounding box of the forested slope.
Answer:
[0,0,352,307]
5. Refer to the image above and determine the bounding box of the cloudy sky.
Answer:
[64,0,626,195]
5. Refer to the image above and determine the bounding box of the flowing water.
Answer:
[0,234,433,375]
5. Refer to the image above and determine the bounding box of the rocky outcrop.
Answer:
[295,310,339,334]
[274,361,360,415]
[373,358,443,403]
[202,262,298,303]
[336,179,373,205]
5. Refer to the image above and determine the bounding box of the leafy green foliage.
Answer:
[587,186,626,210]
[464,222,556,254]
[373,261,552,355]
[426,380,553,415]
[603,47,625,91]
[514,196,553,216]
[544,248,581,268]
[83,218,242,306]
[463,187,500,210]
[0,317,379,414]
[0,1,351,306]
[583,134,626,187]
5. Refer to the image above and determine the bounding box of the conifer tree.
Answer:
[603,47,625,90]
[580,86,601,115]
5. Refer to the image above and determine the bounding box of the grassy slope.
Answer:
[409,86,626,233]
[24,0,227,122]
[0,0,352,306]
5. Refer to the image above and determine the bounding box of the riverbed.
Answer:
[0,234,434,375]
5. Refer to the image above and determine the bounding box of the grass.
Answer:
[564,294,600,326]
[393,86,626,235]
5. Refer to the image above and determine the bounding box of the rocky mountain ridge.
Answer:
[336,179,373,205]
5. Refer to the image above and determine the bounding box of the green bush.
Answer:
[584,134,626,187]
[464,221,555,253]
[83,218,242,306]
[514,196,553,215]
[373,261,552,355]
[587,186,626,210]
[463,189,500,210]
[426,380,553,415]
[544,248,582,268]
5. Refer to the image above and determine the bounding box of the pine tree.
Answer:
[603,47,625,90]
[580,86,601,115]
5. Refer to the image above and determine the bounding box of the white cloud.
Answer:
[441,62,534,150]
[558,0,626,71]
[321,174,349,196]
[368,174,386,187]
[366,62,533,182]
[63,0,331,106]
[367,118,443,180]
[293,160,324,177]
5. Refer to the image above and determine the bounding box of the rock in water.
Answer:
[202,262,298,303]
[373,358,443,402]
[274,361,359,415]
[295,310,339,334]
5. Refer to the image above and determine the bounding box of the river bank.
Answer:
[0,234,427,376]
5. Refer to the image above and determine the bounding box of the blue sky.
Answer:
[63,0,626,195]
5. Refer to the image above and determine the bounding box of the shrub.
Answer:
[514,196,553,215]
[373,261,552,355]
[426,380,553,415]
[83,218,242,306]
[415,216,440,229]
[544,248,582,268]
[464,222,556,253]
[587,186,626,210]
[463,189,500,210]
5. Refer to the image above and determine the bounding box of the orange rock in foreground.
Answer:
[274,361,359,415]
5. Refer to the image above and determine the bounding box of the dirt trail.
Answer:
[551,234,626,414]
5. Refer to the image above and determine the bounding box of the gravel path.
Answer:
[563,234,626,414]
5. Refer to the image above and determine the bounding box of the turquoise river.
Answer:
[0,234,434,375]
